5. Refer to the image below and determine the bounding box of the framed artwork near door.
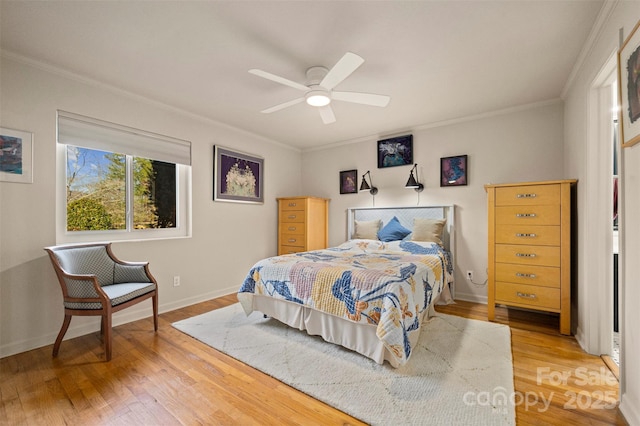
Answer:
[619,18,640,148]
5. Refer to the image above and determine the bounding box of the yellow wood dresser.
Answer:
[485,180,576,335]
[277,196,330,255]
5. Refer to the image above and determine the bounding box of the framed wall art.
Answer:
[440,155,467,187]
[0,127,33,184]
[377,134,413,168]
[619,19,640,148]
[213,145,264,204]
[339,169,358,194]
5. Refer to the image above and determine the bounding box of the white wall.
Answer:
[0,56,302,357]
[301,101,565,302]
[563,1,640,423]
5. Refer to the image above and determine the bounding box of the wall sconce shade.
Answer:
[360,170,378,195]
[405,164,424,192]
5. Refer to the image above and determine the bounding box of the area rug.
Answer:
[173,303,515,425]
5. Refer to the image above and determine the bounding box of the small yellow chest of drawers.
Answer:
[485,180,576,335]
[277,196,330,255]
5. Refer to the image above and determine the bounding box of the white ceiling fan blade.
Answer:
[261,97,304,114]
[320,52,364,90]
[318,105,336,124]
[332,91,391,107]
[249,69,309,91]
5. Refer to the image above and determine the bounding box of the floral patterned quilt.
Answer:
[237,239,453,366]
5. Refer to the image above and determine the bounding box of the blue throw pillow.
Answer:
[377,216,411,242]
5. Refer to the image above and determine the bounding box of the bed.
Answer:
[237,205,455,367]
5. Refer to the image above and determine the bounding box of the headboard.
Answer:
[346,205,455,257]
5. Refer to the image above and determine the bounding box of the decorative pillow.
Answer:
[377,216,411,242]
[354,219,382,240]
[411,218,446,246]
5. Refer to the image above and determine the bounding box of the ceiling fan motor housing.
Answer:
[304,67,331,106]
[306,66,329,86]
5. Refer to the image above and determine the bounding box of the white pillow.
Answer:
[354,219,382,240]
[411,218,446,246]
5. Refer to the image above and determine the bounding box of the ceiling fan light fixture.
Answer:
[306,90,331,107]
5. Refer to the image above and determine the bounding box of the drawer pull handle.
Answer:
[288,202,297,207]
[288,239,297,243]
[515,233,537,238]
[516,273,537,278]
[288,215,297,219]
[516,213,537,218]
[517,292,537,299]
[288,227,296,231]
[516,253,536,257]
[516,193,537,198]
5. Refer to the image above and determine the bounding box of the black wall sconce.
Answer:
[405,164,424,192]
[360,170,378,195]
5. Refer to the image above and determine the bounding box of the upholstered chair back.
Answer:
[52,245,117,286]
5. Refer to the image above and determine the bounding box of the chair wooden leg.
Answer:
[53,314,72,357]
[152,294,158,332]
[103,314,112,361]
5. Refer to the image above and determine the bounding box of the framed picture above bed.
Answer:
[339,169,358,194]
[213,145,264,204]
[440,155,467,187]
[377,134,413,168]
[619,18,640,148]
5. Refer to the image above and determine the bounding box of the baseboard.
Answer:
[620,397,640,426]
[453,291,487,305]
[573,325,588,354]
[0,285,238,359]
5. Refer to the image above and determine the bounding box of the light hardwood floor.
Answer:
[0,295,628,425]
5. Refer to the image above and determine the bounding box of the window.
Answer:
[57,111,191,242]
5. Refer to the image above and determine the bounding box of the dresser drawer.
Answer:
[495,263,560,288]
[496,184,560,206]
[496,244,560,267]
[280,210,305,223]
[280,233,305,247]
[279,244,305,255]
[495,205,560,225]
[495,225,560,246]
[495,282,560,310]
[280,199,306,211]
[279,223,305,236]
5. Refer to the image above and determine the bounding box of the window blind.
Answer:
[57,111,191,165]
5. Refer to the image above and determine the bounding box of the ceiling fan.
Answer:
[249,52,390,124]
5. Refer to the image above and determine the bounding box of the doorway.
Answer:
[584,50,619,368]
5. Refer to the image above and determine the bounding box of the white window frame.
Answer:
[56,111,192,243]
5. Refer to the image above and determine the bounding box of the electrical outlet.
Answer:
[173,276,181,287]
[466,270,473,281]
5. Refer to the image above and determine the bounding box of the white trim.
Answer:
[561,0,619,99]
[620,399,640,426]
[581,50,617,356]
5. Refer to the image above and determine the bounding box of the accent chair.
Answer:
[44,242,158,361]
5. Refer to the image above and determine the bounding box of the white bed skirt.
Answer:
[237,293,438,368]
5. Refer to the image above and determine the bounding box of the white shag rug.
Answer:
[173,303,515,425]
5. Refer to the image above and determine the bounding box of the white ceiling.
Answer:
[0,1,604,150]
